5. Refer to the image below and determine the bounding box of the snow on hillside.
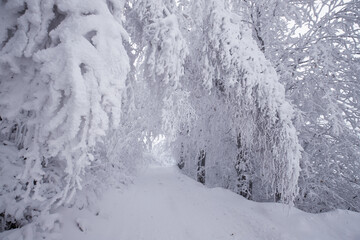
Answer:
[10,166,357,240]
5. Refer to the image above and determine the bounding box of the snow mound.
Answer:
[57,167,360,240]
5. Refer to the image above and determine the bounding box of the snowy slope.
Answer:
[56,166,360,240]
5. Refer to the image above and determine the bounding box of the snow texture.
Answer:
[54,167,360,240]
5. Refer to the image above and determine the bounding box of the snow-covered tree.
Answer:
[0,0,129,232]
[239,0,360,212]
[124,0,189,142]
[173,0,301,203]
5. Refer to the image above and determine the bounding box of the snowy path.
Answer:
[61,167,360,240]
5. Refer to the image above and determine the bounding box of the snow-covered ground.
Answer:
[58,166,360,240]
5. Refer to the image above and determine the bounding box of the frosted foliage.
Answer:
[162,90,196,141]
[134,0,188,91]
[175,0,301,203]
[238,0,360,212]
[126,0,188,141]
[0,0,129,230]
